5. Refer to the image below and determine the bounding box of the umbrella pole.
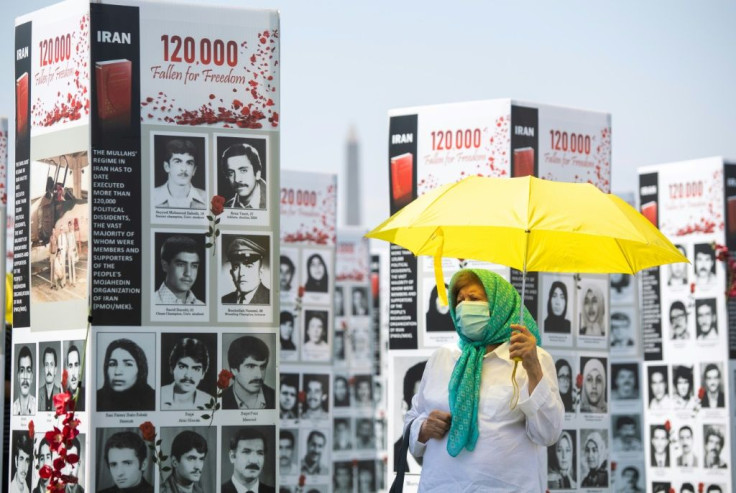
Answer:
[519,230,530,324]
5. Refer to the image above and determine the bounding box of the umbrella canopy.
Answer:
[367,175,688,304]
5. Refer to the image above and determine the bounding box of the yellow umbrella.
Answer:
[367,175,688,311]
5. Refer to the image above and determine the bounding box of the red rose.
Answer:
[211,195,226,216]
[298,474,306,487]
[139,421,156,442]
[698,386,706,400]
[298,285,305,298]
[352,458,358,467]
[575,373,583,390]
[664,420,671,432]
[298,390,306,403]
[217,369,234,390]
[46,428,64,452]
[698,484,704,493]
[61,369,68,390]
[669,488,675,493]
[690,282,696,294]
[28,420,34,439]
[610,460,616,472]
[53,391,73,416]
[39,465,54,479]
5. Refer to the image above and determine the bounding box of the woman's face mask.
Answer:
[454,301,490,341]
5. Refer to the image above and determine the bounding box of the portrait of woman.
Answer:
[544,281,571,333]
[97,338,155,411]
[305,253,329,293]
[555,359,574,413]
[547,430,576,489]
[334,376,350,407]
[581,430,608,487]
[579,284,606,336]
[425,283,454,332]
[580,357,607,413]
[672,365,696,411]
[302,310,329,359]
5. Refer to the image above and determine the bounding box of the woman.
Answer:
[579,285,606,336]
[425,284,454,332]
[581,431,608,487]
[97,338,155,411]
[556,359,574,413]
[544,281,571,333]
[672,365,696,411]
[305,254,328,293]
[580,358,607,413]
[303,311,328,353]
[405,269,564,491]
[547,431,576,489]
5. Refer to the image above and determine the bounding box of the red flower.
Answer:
[698,386,706,400]
[211,195,226,216]
[28,420,34,439]
[575,373,583,390]
[217,369,234,390]
[139,421,156,442]
[61,369,68,390]
[664,420,671,432]
[669,488,675,493]
[698,484,704,493]
[298,285,305,298]
[46,428,64,452]
[53,391,73,416]
[610,460,616,472]
[298,391,306,403]
[298,474,306,487]
[348,376,356,386]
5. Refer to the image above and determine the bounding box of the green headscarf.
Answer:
[445,269,540,457]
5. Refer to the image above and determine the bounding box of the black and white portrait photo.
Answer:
[279,373,299,420]
[610,273,635,304]
[333,418,353,451]
[64,340,86,412]
[279,248,298,302]
[300,429,330,477]
[390,354,430,473]
[160,427,216,493]
[10,431,32,493]
[356,460,376,493]
[302,373,330,419]
[349,325,372,363]
[703,424,728,468]
[669,300,690,340]
[580,429,609,488]
[554,357,575,413]
[13,343,36,416]
[96,333,156,412]
[672,365,696,411]
[220,234,271,306]
[650,424,670,467]
[34,433,85,493]
[279,309,298,353]
[152,134,207,209]
[154,233,206,305]
[355,417,375,449]
[333,330,346,362]
[217,136,268,210]
[96,428,154,493]
[695,298,718,340]
[221,333,276,410]
[647,365,671,411]
[667,244,688,288]
[302,309,330,362]
[542,276,573,335]
[333,374,350,407]
[610,309,635,349]
[279,429,298,475]
[160,333,217,411]
[37,342,61,413]
[612,415,643,453]
[614,464,643,493]
[578,279,608,337]
[700,362,725,408]
[220,425,276,493]
[579,356,607,413]
[334,286,345,317]
[676,425,697,467]
[611,363,640,401]
[303,252,329,295]
[424,282,453,333]
[333,461,353,493]
[353,374,373,407]
[693,243,716,286]
[351,286,369,316]
[547,430,576,490]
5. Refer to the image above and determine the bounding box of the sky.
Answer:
[2,0,735,230]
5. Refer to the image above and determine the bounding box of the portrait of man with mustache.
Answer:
[222,335,275,410]
[218,138,268,210]
[13,344,36,416]
[161,337,214,411]
[153,137,207,210]
[38,344,61,413]
[162,431,210,493]
[222,427,275,493]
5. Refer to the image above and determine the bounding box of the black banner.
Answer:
[639,172,662,360]
[388,114,417,215]
[724,163,736,359]
[510,105,538,178]
[370,254,381,374]
[90,4,142,325]
[510,270,538,322]
[13,21,32,328]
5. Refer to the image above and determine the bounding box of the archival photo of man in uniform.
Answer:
[160,427,216,493]
[154,233,206,306]
[38,342,61,413]
[217,136,268,210]
[220,426,276,493]
[13,343,36,416]
[152,135,207,210]
[221,235,271,306]
[222,333,276,410]
[160,334,217,411]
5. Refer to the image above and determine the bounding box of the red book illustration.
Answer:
[390,152,414,208]
[16,72,29,137]
[513,147,534,177]
[641,200,658,226]
[95,59,132,129]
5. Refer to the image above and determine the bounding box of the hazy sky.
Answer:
[2,0,735,229]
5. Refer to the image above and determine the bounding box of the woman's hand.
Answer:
[510,324,543,393]
[418,410,452,443]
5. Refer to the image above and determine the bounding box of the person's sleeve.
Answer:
[405,352,437,458]
[518,348,564,446]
